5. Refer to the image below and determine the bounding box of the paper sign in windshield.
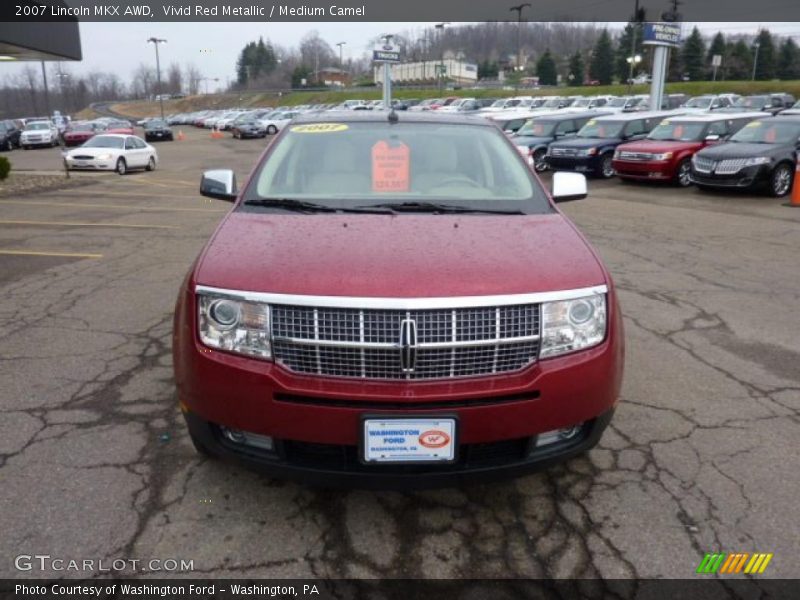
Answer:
[372,140,410,193]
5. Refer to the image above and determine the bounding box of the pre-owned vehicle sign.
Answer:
[363,418,456,463]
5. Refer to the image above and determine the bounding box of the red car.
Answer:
[62,122,103,147]
[105,120,134,135]
[612,112,764,186]
[173,112,624,488]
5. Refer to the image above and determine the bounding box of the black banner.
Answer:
[4,0,800,22]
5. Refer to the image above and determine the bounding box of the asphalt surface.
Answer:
[1,127,798,580]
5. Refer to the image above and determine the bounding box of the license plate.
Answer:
[156,132,163,136]
[363,418,456,463]
[75,161,88,167]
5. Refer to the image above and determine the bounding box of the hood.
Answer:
[551,137,619,149]
[64,130,93,138]
[66,146,120,157]
[195,213,606,297]
[697,141,788,159]
[617,139,702,153]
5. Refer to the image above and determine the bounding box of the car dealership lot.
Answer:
[1,127,798,579]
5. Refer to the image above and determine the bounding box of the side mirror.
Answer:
[705,134,720,142]
[552,172,587,203]
[200,169,237,202]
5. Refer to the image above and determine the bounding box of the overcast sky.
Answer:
[2,21,798,89]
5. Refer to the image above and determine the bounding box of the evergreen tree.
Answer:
[726,41,753,80]
[589,30,615,85]
[536,50,558,86]
[681,27,707,82]
[777,38,800,80]
[616,21,646,82]
[568,52,585,86]
[291,65,314,88]
[753,29,776,80]
[706,32,726,79]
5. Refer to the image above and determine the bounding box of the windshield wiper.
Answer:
[355,201,525,215]
[243,198,394,214]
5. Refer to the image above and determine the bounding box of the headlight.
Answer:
[198,293,271,359]
[578,147,597,157]
[96,153,113,160]
[652,152,673,161]
[743,157,770,166]
[540,294,607,358]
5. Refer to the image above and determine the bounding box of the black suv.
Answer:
[511,111,612,172]
[721,94,796,116]
[0,120,21,151]
[143,119,174,142]
[690,116,800,197]
[546,111,674,178]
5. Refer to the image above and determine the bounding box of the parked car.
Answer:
[612,112,764,187]
[105,120,135,135]
[680,95,734,113]
[408,98,442,112]
[258,110,300,135]
[174,110,623,488]
[63,134,158,175]
[231,116,267,139]
[690,116,800,197]
[0,119,22,151]
[721,94,795,115]
[565,96,615,111]
[778,99,800,116]
[62,121,104,147]
[143,118,174,142]
[546,111,674,178]
[512,111,612,172]
[603,96,647,113]
[20,120,59,149]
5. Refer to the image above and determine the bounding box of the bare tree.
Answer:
[183,63,202,95]
[166,62,183,94]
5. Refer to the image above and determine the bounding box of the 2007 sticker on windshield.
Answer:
[290,123,349,133]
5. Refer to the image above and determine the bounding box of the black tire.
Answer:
[145,156,156,172]
[23,145,29,150]
[598,153,615,179]
[769,163,793,197]
[188,430,218,458]
[675,159,692,187]
[532,149,548,173]
[267,125,277,135]
[115,157,127,175]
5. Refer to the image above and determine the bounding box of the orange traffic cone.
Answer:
[786,160,800,207]
[211,128,224,139]
[177,130,185,141]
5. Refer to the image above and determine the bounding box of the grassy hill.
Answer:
[83,80,800,120]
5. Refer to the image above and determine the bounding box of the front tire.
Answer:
[145,156,156,172]
[115,157,127,175]
[769,163,793,197]
[675,159,692,187]
[598,153,615,179]
[267,125,277,135]
[532,149,548,173]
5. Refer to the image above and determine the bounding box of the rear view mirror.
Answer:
[200,169,237,202]
[552,172,587,203]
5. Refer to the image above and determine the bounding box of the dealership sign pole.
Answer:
[642,22,682,111]
[374,37,400,108]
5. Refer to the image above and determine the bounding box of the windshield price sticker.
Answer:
[372,140,410,192]
[364,418,456,463]
[290,123,348,133]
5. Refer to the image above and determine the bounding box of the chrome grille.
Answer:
[617,151,653,161]
[549,147,577,157]
[271,304,540,380]
[715,158,749,175]
[693,156,716,173]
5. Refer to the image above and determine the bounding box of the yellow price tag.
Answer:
[290,123,349,133]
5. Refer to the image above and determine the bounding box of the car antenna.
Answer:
[388,107,398,124]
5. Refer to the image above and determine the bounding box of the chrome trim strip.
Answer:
[195,284,609,309]
[271,334,541,350]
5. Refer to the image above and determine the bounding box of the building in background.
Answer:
[374,60,479,86]
[317,67,351,87]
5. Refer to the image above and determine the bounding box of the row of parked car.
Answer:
[508,108,800,197]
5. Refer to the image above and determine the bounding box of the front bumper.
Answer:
[184,407,615,489]
[612,159,675,181]
[21,138,54,147]
[690,164,770,189]
[64,157,114,170]
[546,155,601,174]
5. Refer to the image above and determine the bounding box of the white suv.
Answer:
[20,121,59,149]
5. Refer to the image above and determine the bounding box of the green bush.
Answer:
[0,156,10,181]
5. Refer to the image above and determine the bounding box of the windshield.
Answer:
[730,120,800,144]
[607,97,629,108]
[245,122,548,211]
[489,100,506,108]
[647,120,706,141]
[685,96,713,108]
[145,120,167,128]
[26,122,50,130]
[572,98,592,107]
[577,119,624,139]
[69,123,93,132]
[734,96,768,108]
[542,98,563,108]
[82,136,125,149]
[516,120,557,137]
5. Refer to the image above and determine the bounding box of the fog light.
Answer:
[220,427,274,451]
[536,424,582,448]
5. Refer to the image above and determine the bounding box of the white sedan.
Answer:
[258,110,300,135]
[63,134,158,175]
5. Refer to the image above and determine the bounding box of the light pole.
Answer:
[435,22,449,92]
[626,54,642,93]
[336,42,346,87]
[380,33,394,108]
[509,4,531,73]
[751,40,760,81]
[627,0,641,92]
[201,77,219,95]
[147,37,167,120]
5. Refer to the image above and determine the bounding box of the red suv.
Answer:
[613,113,764,186]
[173,112,624,488]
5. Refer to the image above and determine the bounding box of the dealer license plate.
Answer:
[363,418,456,463]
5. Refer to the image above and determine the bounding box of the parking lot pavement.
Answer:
[1,128,798,580]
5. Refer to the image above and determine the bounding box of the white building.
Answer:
[374,60,478,86]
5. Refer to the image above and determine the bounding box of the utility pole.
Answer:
[435,23,449,92]
[147,37,167,120]
[627,0,641,92]
[336,42,346,86]
[509,4,531,73]
[40,61,51,117]
[751,40,760,81]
